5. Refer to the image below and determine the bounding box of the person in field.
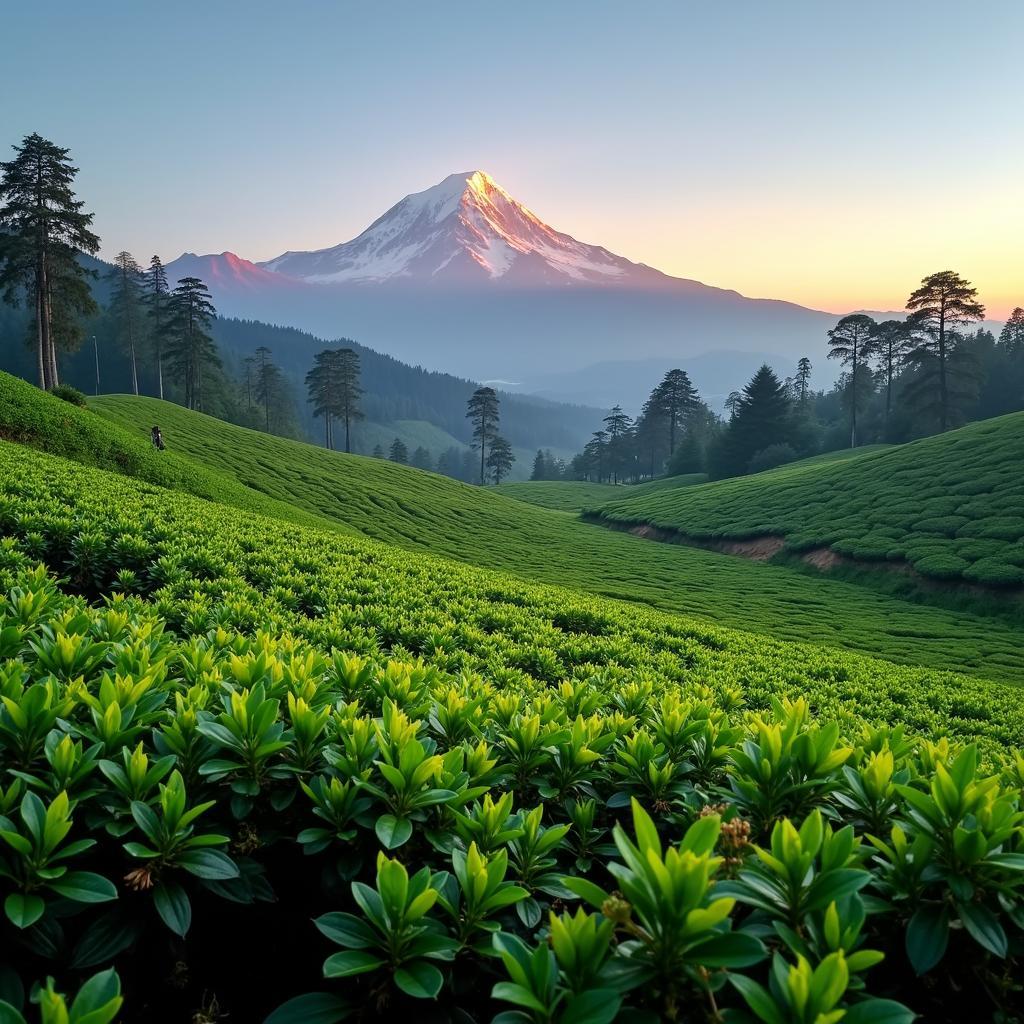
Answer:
[151,426,165,451]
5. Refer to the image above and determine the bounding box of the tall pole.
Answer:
[92,335,100,395]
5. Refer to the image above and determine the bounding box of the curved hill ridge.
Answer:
[85,392,1023,682]
[592,414,1024,587]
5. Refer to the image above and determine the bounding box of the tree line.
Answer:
[563,271,1023,484]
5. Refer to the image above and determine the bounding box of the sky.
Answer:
[2,0,1021,318]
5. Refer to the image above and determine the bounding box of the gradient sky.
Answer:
[2,0,1021,317]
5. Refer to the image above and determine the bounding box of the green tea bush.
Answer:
[0,441,1023,1021]
[595,413,1024,585]
[49,384,87,407]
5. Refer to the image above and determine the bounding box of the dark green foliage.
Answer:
[49,383,86,406]
[0,133,100,389]
[747,443,798,475]
[596,412,1024,588]
[0,447,1021,1020]
[710,365,796,479]
[80,391,1024,681]
[904,271,985,432]
[466,386,500,484]
[388,437,408,464]
[165,277,219,411]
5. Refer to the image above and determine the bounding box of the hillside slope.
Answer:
[2,438,1020,755]
[90,394,1024,682]
[496,475,707,512]
[0,373,345,535]
[593,415,1024,587]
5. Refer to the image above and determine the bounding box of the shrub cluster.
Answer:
[595,413,1024,586]
[1,442,1023,1021]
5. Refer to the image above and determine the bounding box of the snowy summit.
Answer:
[259,170,662,287]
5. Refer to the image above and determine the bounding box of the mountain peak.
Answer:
[258,171,663,288]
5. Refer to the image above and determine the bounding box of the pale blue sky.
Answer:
[2,0,1021,313]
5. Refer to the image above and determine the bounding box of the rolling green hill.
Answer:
[0,372,345,535]
[88,393,1024,682]
[593,414,1024,587]
[2,433,1021,1023]
[496,475,707,512]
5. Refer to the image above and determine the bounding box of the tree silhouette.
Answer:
[999,307,1024,355]
[827,313,876,447]
[108,252,144,395]
[466,386,500,484]
[145,256,170,399]
[904,271,984,431]
[0,133,100,389]
[486,436,515,483]
[166,277,218,410]
[388,437,408,464]
[868,320,913,430]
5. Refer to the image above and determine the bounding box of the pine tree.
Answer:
[108,251,145,395]
[795,357,812,407]
[166,277,219,410]
[827,313,876,447]
[999,307,1024,355]
[305,349,338,448]
[466,386,500,484]
[649,369,698,456]
[725,391,742,419]
[145,256,170,399]
[904,271,985,432]
[335,348,364,453]
[372,443,385,459]
[0,133,100,389]
[868,320,913,429]
[712,365,794,478]
[486,436,515,483]
[254,346,290,433]
[411,446,433,471]
[530,449,547,481]
[388,437,408,464]
[602,405,632,484]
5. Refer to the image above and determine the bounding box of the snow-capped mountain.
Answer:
[259,171,675,288]
[160,170,862,391]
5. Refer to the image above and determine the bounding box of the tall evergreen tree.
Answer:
[602,405,633,484]
[388,437,408,464]
[145,256,170,399]
[795,357,812,407]
[466,386,500,484]
[0,133,100,389]
[335,348,364,453]
[826,313,876,447]
[649,368,698,456]
[305,349,338,448]
[108,251,145,395]
[868,320,912,429]
[530,449,547,481]
[904,271,985,432]
[486,436,515,484]
[254,346,287,433]
[166,277,218,410]
[712,365,794,478]
[725,391,742,419]
[999,307,1024,355]
[410,446,433,471]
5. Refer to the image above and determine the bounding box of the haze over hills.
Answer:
[162,171,886,399]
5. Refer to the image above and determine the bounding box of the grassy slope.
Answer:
[91,394,1024,683]
[3,438,1022,758]
[593,415,1024,586]
[497,475,707,512]
[0,372,346,535]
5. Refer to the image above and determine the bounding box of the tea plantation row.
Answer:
[87,395,1024,683]
[593,413,1024,587]
[0,442,1023,1021]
